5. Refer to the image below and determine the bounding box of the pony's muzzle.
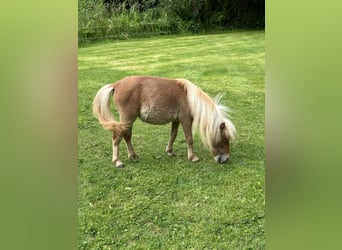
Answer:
[215,154,230,164]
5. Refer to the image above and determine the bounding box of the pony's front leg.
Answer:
[181,122,200,162]
[112,134,125,168]
[166,122,179,156]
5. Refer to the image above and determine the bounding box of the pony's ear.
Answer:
[219,122,225,130]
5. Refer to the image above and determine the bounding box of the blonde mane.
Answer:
[177,79,237,151]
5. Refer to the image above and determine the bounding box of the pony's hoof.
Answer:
[167,151,176,157]
[116,163,125,168]
[129,154,139,160]
[191,156,200,162]
[113,160,125,168]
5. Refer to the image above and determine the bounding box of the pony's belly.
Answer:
[139,106,178,124]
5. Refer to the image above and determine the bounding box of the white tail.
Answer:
[92,84,128,134]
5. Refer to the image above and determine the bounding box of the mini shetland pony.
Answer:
[93,76,237,168]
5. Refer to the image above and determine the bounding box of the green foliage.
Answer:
[78,0,182,43]
[78,31,265,248]
[164,0,264,29]
[78,0,264,44]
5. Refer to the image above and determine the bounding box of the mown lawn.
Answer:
[78,31,265,249]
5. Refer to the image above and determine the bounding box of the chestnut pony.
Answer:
[93,76,236,167]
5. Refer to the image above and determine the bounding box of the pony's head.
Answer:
[210,119,237,164]
[179,80,237,164]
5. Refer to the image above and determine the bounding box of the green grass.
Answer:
[78,31,265,249]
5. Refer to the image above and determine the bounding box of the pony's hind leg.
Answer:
[166,122,179,156]
[124,126,139,160]
[112,133,125,168]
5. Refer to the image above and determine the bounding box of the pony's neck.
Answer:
[180,79,226,149]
